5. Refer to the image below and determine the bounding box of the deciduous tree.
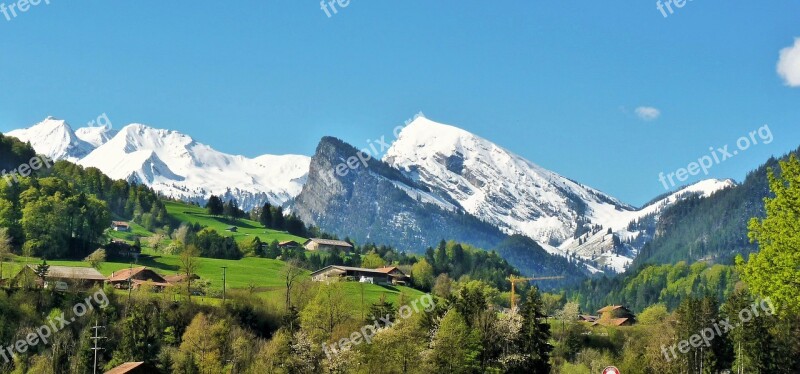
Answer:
[740,154,800,315]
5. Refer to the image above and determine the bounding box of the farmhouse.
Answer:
[111,221,131,232]
[163,273,198,284]
[12,265,106,290]
[303,238,353,252]
[278,240,301,249]
[592,305,636,327]
[311,265,408,285]
[108,267,171,290]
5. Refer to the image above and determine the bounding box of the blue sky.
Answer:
[1,1,798,206]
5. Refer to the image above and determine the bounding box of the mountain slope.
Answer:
[7,118,310,210]
[627,149,795,270]
[559,179,736,272]
[383,117,733,272]
[75,125,118,148]
[291,136,587,280]
[292,136,506,250]
[384,117,635,247]
[7,117,94,162]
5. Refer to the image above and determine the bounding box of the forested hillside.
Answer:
[568,261,739,313]
[0,135,168,259]
[629,148,799,270]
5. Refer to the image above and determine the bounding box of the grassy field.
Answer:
[0,200,424,315]
[1,250,425,316]
[164,201,307,245]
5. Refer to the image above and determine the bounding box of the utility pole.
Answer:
[222,266,227,303]
[90,320,106,374]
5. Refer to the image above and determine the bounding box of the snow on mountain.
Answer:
[79,124,310,209]
[384,116,735,272]
[6,118,310,210]
[7,115,736,272]
[385,116,634,245]
[557,178,736,271]
[75,125,118,148]
[6,117,94,162]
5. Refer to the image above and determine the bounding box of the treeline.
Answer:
[205,195,307,237]
[0,136,168,259]
[493,235,586,288]
[0,274,556,373]
[567,260,738,313]
[239,234,522,292]
[0,133,36,172]
[49,162,169,231]
[629,149,800,271]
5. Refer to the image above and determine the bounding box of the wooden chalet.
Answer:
[108,267,171,290]
[303,238,353,252]
[311,265,408,285]
[592,305,636,327]
[12,265,105,290]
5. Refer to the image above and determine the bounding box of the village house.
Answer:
[12,265,106,290]
[278,240,301,249]
[108,267,172,290]
[111,221,131,232]
[592,305,636,327]
[311,265,409,285]
[303,238,353,252]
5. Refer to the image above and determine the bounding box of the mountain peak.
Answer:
[398,116,476,149]
[6,117,91,161]
[385,117,634,250]
[7,116,310,210]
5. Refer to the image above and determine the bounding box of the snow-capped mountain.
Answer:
[7,115,736,273]
[75,125,118,148]
[384,117,734,271]
[558,178,736,272]
[7,117,95,162]
[7,117,310,209]
[385,116,634,245]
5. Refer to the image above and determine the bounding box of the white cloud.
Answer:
[777,38,800,87]
[635,106,661,121]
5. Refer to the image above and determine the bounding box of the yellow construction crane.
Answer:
[507,275,565,311]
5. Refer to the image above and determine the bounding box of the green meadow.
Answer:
[0,200,425,315]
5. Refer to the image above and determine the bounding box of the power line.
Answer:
[90,320,106,374]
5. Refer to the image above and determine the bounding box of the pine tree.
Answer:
[435,240,449,274]
[34,259,50,286]
[517,286,553,373]
[259,202,272,228]
[205,195,224,216]
[272,206,285,230]
[723,288,775,373]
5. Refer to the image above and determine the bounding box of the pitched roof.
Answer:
[108,267,166,283]
[279,240,300,246]
[304,238,353,248]
[132,279,172,288]
[105,362,145,374]
[597,305,626,314]
[163,274,198,284]
[593,318,632,327]
[111,221,130,227]
[311,265,397,277]
[374,266,407,277]
[26,265,105,281]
